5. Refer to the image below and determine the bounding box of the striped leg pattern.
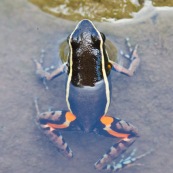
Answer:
[34,99,76,158]
[94,115,140,171]
[103,148,153,172]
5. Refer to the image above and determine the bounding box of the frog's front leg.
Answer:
[34,59,66,80]
[34,99,76,158]
[94,115,139,171]
[110,40,140,76]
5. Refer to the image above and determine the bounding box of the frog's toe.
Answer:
[40,49,46,63]
[120,38,139,61]
[120,50,131,59]
[102,149,153,172]
[125,37,133,53]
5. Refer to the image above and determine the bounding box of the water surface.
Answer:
[0,0,173,173]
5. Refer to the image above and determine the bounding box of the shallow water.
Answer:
[29,0,143,21]
[0,0,173,173]
[29,0,173,22]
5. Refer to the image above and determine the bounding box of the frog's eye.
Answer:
[91,35,101,47]
[70,38,80,49]
[67,35,79,49]
[107,62,112,70]
[71,41,79,48]
[100,32,106,42]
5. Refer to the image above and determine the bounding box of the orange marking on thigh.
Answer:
[100,115,114,125]
[100,115,129,138]
[46,112,76,129]
[107,129,129,138]
[47,123,67,129]
[65,112,76,122]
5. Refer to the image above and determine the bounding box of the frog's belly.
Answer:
[67,76,111,132]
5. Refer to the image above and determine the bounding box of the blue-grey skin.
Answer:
[68,76,111,132]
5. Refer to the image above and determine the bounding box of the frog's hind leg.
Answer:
[34,99,76,158]
[94,115,140,171]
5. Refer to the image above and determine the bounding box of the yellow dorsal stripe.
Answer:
[66,21,82,112]
[92,22,110,114]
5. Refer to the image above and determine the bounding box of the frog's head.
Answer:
[67,19,111,87]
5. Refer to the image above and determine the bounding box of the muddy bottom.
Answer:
[0,1,173,173]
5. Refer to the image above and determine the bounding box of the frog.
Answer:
[34,19,149,172]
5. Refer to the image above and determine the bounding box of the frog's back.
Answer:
[65,19,112,132]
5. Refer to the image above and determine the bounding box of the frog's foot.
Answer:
[120,38,138,61]
[34,98,76,158]
[102,149,153,172]
[94,115,140,171]
[110,38,140,76]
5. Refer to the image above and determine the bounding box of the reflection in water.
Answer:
[29,0,173,22]
[29,0,143,21]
